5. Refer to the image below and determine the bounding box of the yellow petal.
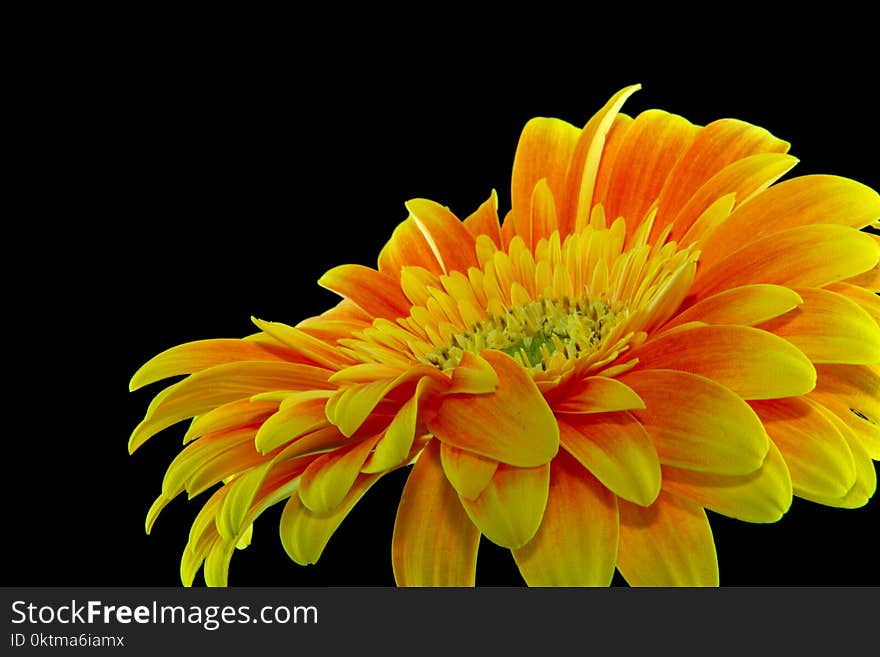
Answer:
[617,491,718,586]
[559,412,661,506]
[428,350,559,467]
[254,394,331,454]
[552,376,645,414]
[130,338,290,391]
[562,84,642,235]
[693,224,880,299]
[808,364,880,458]
[621,369,769,475]
[440,443,498,500]
[462,190,503,247]
[129,362,333,453]
[758,287,880,364]
[698,175,880,272]
[392,441,481,586]
[631,324,816,400]
[827,282,880,327]
[512,452,618,586]
[184,399,278,443]
[378,217,444,276]
[251,317,353,369]
[279,473,381,565]
[459,463,550,549]
[661,441,792,523]
[449,350,499,394]
[299,436,380,513]
[751,398,856,500]
[663,284,803,331]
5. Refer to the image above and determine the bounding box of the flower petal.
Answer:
[462,190,503,248]
[251,318,353,369]
[184,399,278,443]
[661,441,793,523]
[692,224,880,299]
[318,264,411,320]
[405,198,478,274]
[512,451,618,586]
[662,284,803,331]
[299,436,380,513]
[602,109,699,231]
[561,84,641,234]
[279,473,381,565]
[254,393,332,454]
[428,350,559,467]
[552,376,645,414]
[129,362,333,453]
[378,217,444,276]
[751,398,856,500]
[459,463,550,549]
[129,339,291,391]
[439,443,498,500]
[559,412,661,506]
[698,175,880,272]
[758,287,880,365]
[632,324,816,400]
[807,364,880,458]
[392,441,481,586]
[672,152,799,244]
[620,369,769,475]
[617,491,718,587]
[654,117,789,230]
[449,350,499,394]
[827,282,880,327]
[511,117,581,239]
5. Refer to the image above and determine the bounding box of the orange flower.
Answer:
[130,84,880,586]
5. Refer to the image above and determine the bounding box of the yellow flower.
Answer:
[130,84,880,587]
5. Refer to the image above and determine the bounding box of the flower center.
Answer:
[424,296,624,370]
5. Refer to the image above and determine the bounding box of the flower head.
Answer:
[130,85,880,586]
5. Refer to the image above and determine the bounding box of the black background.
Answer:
[9,26,879,588]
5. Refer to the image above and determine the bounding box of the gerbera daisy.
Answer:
[130,84,880,587]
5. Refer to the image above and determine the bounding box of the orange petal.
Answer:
[672,152,798,245]
[511,116,581,240]
[254,393,332,453]
[449,350,499,394]
[561,84,642,235]
[129,362,333,453]
[698,175,880,272]
[602,109,699,231]
[758,287,880,364]
[130,339,291,391]
[559,412,661,506]
[807,364,880,458]
[592,113,633,207]
[827,282,880,327]
[661,441,792,523]
[428,350,559,467]
[631,324,816,400]
[663,284,803,331]
[552,376,645,414]
[318,264,411,320]
[392,441,481,586]
[405,198,478,274]
[462,190,503,248]
[378,217,444,276]
[251,318,353,369]
[692,224,880,299]
[279,473,381,566]
[440,443,498,500]
[525,178,559,249]
[751,398,856,500]
[299,436,380,513]
[621,369,769,475]
[459,463,550,549]
[184,398,278,443]
[617,491,718,586]
[653,117,789,232]
[512,452,618,586]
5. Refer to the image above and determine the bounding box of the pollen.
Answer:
[424,296,625,370]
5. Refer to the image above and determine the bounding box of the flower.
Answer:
[130,84,880,587]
